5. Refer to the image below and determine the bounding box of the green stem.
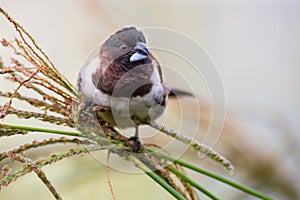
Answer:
[169,165,219,200]
[152,150,273,200]
[0,124,80,137]
[129,156,186,200]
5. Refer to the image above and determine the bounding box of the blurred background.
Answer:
[1,0,300,199]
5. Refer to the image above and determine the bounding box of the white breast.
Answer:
[77,56,112,106]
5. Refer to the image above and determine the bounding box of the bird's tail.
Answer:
[169,88,193,98]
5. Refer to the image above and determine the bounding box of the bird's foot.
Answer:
[128,136,142,153]
[82,100,94,111]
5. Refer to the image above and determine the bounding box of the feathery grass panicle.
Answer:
[34,168,62,200]
[0,137,86,162]
[0,146,100,188]
[0,106,73,126]
[149,122,234,173]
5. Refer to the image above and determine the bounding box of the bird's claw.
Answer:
[128,136,142,153]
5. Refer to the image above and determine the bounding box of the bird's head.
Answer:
[100,27,151,67]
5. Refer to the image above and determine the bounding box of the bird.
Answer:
[77,27,169,152]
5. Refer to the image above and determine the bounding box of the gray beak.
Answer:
[130,42,150,63]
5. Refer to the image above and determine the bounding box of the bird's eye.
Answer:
[119,44,128,51]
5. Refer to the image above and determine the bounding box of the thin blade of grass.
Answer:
[169,165,219,200]
[151,150,273,200]
[129,156,186,200]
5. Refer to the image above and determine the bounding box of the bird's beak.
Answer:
[130,42,150,63]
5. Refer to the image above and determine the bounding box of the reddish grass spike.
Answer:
[1,7,78,99]
[106,150,117,200]
[0,100,12,119]
[1,38,9,46]
[0,67,15,74]
[0,67,41,120]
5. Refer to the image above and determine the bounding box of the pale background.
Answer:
[1,0,300,199]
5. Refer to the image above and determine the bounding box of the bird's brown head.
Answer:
[100,27,150,66]
[94,27,158,97]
